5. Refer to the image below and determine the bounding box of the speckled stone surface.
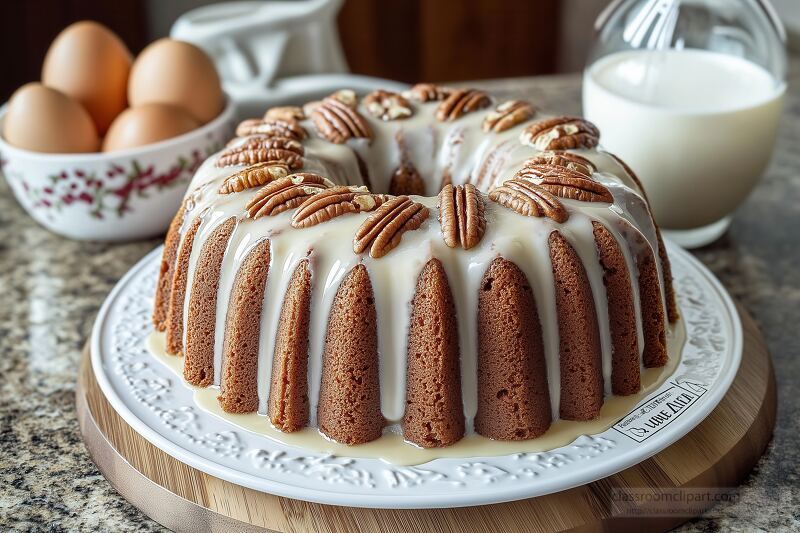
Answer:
[2,64,799,532]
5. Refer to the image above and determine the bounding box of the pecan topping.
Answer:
[489,179,568,223]
[438,183,486,249]
[245,173,329,219]
[330,89,357,107]
[291,186,390,228]
[436,89,490,122]
[311,94,373,144]
[304,90,356,114]
[515,164,613,203]
[519,116,599,150]
[363,90,413,121]
[403,83,452,102]
[523,151,596,177]
[388,162,425,196]
[264,106,305,122]
[353,196,429,258]
[219,161,291,194]
[216,137,305,169]
[235,117,307,140]
[303,100,322,117]
[482,100,536,133]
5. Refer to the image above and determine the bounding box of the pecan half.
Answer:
[482,100,536,133]
[235,118,307,140]
[216,137,304,168]
[245,173,329,219]
[363,90,413,121]
[403,83,452,102]
[264,106,305,122]
[353,196,429,258]
[234,136,304,153]
[438,183,486,249]
[330,89,357,108]
[436,89,491,122]
[311,95,373,144]
[304,90,356,113]
[519,116,600,150]
[303,100,322,117]
[515,164,613,203]
[523,151,596,177]
[489,179,568,223]
[291,186,390,228]
[225,133,299,149]
[389,162,425,196]
[219,161,290,194]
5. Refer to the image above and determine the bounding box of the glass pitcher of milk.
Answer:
[583,0,787,248]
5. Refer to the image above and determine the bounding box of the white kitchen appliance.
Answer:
[170,0,407,118]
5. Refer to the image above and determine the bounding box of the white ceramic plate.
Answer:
[91,240,741,509]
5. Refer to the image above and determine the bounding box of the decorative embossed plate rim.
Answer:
[90,240,741,509]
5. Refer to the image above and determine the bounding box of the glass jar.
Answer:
[583,0,787,248]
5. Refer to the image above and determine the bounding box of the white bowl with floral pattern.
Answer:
[0,99,235,241]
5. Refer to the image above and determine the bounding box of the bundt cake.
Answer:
[152,84,679,449]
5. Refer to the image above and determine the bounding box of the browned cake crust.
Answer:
[389,163,426,196]
[475,258,551,440]
[607,152,678,323]
[592,222,641,396]
[635,241,668,368]
[655,229,679,324]
[268,260,312,432]
[403,259,465,447]
[184,218,237,387]
[165,216,202,355]
[549,231,603,421]
[317,264,384,444]
[153,200,188,332]
[218,239,270,413]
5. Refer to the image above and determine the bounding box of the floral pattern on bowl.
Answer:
[10,150,209,220]
[0,99,235,241]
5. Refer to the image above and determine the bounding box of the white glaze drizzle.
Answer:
[170,94,671,435]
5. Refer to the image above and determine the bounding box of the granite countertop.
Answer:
[2,63,799,531]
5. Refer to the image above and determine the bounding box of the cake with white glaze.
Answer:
[152,84,679,448]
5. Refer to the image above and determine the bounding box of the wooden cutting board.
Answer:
[76,304,775,532]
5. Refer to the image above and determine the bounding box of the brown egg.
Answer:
[42,21,132,135]
[3,83,99,153]
[102,103,200,152]
[128,39,223,124]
